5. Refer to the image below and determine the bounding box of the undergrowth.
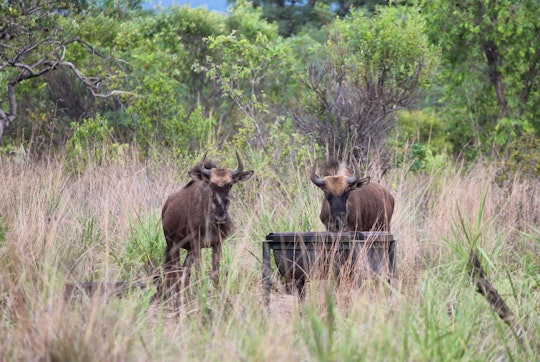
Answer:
[0,151,538,361]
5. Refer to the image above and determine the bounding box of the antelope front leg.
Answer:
[191,239,203,284]
[182,250,196,291]
[211,243,223,287]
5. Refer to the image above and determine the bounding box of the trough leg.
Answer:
[296,278,306,300]
[262,241,272,306]
[388,239,397,277]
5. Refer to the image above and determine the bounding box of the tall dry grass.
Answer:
[0,151,538,361]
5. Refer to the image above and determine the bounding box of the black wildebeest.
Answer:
[311,159,394,232]
[160,152,253,296]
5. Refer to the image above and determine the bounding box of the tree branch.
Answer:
[0,20,129,143]
[468,249,526,349]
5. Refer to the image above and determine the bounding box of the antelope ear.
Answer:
[188,169,210,182]
[350,176,370,190]
[234,170,254,183]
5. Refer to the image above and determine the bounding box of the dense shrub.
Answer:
[293,7,440,159]
[495,132,540,185]
[66,115,129,170]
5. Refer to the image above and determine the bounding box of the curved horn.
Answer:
[310,161,326,187]
[347,157,361,184]
[231,151,243,177]
[200,152,212,177]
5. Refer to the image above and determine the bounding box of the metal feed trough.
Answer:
[262,231,395,301]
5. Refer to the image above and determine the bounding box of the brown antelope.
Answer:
[160,152,253,297]
[311,159,394,232]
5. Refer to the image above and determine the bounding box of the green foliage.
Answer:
[331,7,438,91]
[179,106,218,150]
[491,118,535,149]
[122,214,165,279]
[255,0,334,38]
[226,0,280,40]
[390,110,450,172]
[422,0,540,158]
[8,0,540,177]
[393,141,428,172]
[115,18,192,151]
[407,274,474,361]
[201,21,290,152]
[110,13,190,152]
[66,115,129,170]
[495,132,540,185]
[252,0,411,37]
[109,6,231,154]
[295,6,440,157]
[127,74,185,153]
[0,1,127,149]
[490,117,539,184]
[396,110,449,153]
[300,288,337,362]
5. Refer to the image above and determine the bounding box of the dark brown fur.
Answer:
[312,159,394,232]
[319,159,343,177]
[160,153,253,297]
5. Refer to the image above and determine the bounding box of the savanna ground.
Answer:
[0,150,539,361]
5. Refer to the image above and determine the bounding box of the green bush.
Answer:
[66,114,129,170]
[294,6,440,157]
[122,214,165,280]
[396,110,450,154]
[490,117,534,148]
[495,131,540,185]
[391,110,450,172]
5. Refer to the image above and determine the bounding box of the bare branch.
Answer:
[468,249,526,349]
[0,3,130,143]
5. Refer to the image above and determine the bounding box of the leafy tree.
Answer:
[89,1,292,156]
[390,110,450,173]
[203,32,286,150]
[140,6,227,117]
[66,114,128,170]
[0,0,127,145]
[422,0,540,158]
[251,0,332,38]
[246,0,411,37]
[293,6,439,159]
[90,0,144,19]
[106,5,229,153]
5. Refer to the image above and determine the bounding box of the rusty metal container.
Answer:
[262,231,395,301]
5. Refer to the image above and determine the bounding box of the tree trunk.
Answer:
[477,5,508,118]
[0,109,15,144]
[482,40,508,118]
[0,80,18,143]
